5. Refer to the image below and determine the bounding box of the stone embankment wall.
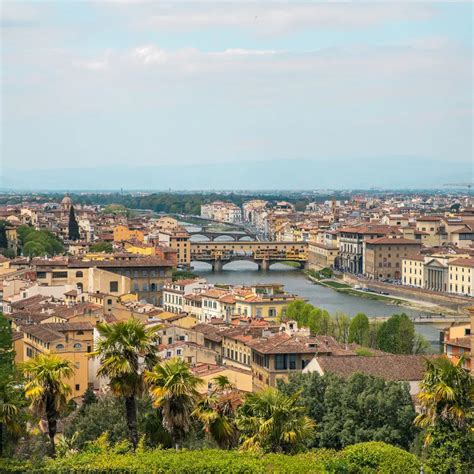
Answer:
[342,274,473,313]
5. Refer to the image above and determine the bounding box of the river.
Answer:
[187,226,442,350]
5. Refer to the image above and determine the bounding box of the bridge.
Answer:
[188,229,257,241]
[190,241,307,271]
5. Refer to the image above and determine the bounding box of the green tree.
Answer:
[145,358,202,450]
[68,206,80,241]
[192,375,239,449]
[91,319,160,450]
[348,313,370,346]
[21,354,74,457]
[331,312,350,343]
[19,226,64,257]
[0,380,23,457]
[237,388,315,453]
[415,356,473,473]
[279,372,416,450]
[0,312,14,375]
[89,241,113,253]
[377,313,415,354]
[64,394,173,450]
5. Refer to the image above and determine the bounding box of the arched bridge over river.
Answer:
[190,241,307,271]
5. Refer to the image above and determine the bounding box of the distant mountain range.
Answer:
[1,158,471,191]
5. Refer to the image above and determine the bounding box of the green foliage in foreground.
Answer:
[0,442,427,473]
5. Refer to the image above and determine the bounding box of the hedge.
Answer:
[0,443,427,473]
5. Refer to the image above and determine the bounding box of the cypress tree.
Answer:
[0,221,8,249]
[68,206,80,241]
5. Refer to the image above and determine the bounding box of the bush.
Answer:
[338,442,427,474]
[0,443,428,473]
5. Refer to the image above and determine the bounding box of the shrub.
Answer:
[0,443,429,473]
[338,442,427,474]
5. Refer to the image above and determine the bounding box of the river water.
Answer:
[187,226,442,349]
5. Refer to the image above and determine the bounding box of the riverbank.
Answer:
[304,271,462,317]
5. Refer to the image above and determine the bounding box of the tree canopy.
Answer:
[278,372,416,450]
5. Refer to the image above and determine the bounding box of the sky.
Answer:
[1,1,473,190]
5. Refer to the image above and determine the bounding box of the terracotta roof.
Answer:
[248,333,348,355]
[445,337,470,350]
[201,289,230,299]
[10,295,49,309]
[448,258,474,268]
[40,322,94,332]
[316,354,435,381]
[339,225,399,235]
[193,323,225,343]
[20,324,63,342]
[365,237,421,246]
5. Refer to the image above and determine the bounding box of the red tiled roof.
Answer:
[316,354,437,381]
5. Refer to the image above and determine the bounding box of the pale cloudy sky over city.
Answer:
[1,1,472,189]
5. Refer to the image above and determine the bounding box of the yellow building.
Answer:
[307,241,339,270]
[157,227,191,268]
[448,258,474,296]
[124,241,155,256]
[402,255,425,288]
[191,363,252,394]
[113,225,145,243]
[234,290,299,322]
[14,322,94,400]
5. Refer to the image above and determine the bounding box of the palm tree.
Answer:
[91,319,160,450]
[237,387,315,453]
[145,358,202,449]
[0,380,23,457]
[192,375,240,449]
[415,356,473,445]
[21,354,74,457]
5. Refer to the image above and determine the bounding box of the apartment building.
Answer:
[247,322,351,391]
[363,237,422,280]
[162,279,207,313]
[14,322,94,400]
[338,225,399,274]
[448,258,474,296]
[201,201,242,223]
[156,227,191,268]
[34,256,173,305]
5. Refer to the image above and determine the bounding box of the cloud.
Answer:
[0,3,42,28]
[129,3,434,35]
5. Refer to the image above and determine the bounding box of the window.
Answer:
[110,281,119,292]
[55,343,65,350]
[75,384,80,391]
[37,271,47,279]
[75,271,83,278]
[275,354,287,370]
[52,271,68,279]
[73,343,82,350]
[176,349,182,356]
[76,330,84,335]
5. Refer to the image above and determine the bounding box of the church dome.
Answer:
[61,194,72,206]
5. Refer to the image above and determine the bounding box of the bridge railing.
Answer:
[190,249,307,261]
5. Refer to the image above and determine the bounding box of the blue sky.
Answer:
[1,1,472,189]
